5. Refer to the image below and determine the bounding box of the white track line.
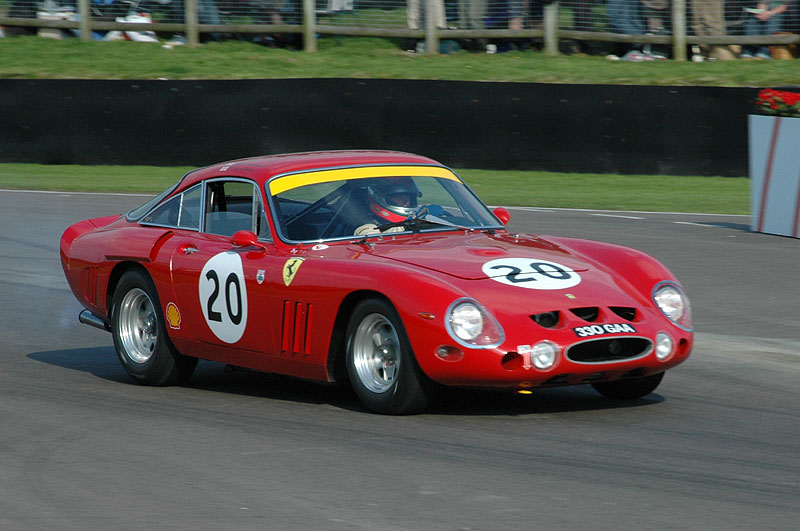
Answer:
[506,206,750,218]
[0,189,151,197]
[590,213,645,220]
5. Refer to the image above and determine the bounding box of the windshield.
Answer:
[268,166,502,243]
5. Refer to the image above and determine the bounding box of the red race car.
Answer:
[61,150,693,414]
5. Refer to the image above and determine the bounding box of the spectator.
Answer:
[691,0,736,59]
[407,0,447,31]
[608,0,647,57]
[609,0,646,36]
[740,0,789,58]
[459,0,488,50]
[507,0,543,32]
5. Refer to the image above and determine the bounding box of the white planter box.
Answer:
[749,114,800,238]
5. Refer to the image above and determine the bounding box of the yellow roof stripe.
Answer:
[268,165,460,196]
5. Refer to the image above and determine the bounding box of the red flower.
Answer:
[757,89,800,117]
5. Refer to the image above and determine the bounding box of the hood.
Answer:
[354,231,591,280]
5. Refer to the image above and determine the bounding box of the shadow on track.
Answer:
[28,347,664,416]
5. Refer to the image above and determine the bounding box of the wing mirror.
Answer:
[493,207,510,225]
[231,230,266,250]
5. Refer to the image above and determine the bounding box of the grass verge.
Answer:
[0,163,749,214]
[0,36,799,87]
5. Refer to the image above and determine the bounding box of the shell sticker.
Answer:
[282,257,305,287]
[481,258,582,290]
[166,302,181,330]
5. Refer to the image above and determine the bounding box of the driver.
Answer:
[355,177,421,236]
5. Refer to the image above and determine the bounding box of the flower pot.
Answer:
[748,114,800,238]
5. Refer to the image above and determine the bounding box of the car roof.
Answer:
[181,150,445,189]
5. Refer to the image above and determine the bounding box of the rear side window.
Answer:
[141,184,201,230]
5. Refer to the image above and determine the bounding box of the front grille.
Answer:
[567,337,652,363]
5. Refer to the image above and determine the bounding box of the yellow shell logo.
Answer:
[282,258,305,287]
[166,302,181,329]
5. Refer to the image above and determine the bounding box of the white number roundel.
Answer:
[481,258,582,290]
[199,251,248,343]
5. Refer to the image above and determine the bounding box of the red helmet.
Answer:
[367,177,420,223]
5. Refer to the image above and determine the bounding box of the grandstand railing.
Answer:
[1,0,798,60]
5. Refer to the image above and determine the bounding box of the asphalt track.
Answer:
[1,190,798,530]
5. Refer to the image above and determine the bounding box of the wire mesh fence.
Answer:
[1,0,799,58]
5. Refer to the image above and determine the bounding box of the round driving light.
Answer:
[655,332,674,361]
[449,302,484,341]
[531,341,559,370]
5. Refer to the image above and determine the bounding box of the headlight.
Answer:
[446,299,505,349]
[653,281,692,331]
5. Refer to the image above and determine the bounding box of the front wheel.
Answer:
[591,372,664,399]
[111,269,197,386]
[346,298,437,414]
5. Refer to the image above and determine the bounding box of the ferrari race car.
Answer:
[61,150,693,414]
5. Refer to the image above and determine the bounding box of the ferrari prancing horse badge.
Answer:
[282,258,305,286]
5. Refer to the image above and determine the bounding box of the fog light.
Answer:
[655,332,674,361]
[436,345,463,362]
[531,341,559,370]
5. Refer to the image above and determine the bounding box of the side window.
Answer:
[204,180,259,237]
[144,195,180,227]
[142,184,200,230]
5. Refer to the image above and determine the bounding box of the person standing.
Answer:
[691,0,736,59]
[740,1,789,58]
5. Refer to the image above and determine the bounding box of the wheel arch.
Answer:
[106,261,152,318]
[326,289,393,383]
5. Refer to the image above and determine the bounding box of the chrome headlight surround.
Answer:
[652,281,693,332]
[445,298,505,349]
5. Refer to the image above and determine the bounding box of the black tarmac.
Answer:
[1,190,798,530]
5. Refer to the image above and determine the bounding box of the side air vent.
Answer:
[281,301,314,356]
[531,311,560,328]
[81,266,99,305]
[570,307,600,322]
[609,306,637,321]
[567,337,652,363]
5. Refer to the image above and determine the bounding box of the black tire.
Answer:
[111,269,197,386]
[591,372,664,399]
[346,298,437,414]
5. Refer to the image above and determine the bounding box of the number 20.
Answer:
[205,270,242,325]
[490,262,571,283]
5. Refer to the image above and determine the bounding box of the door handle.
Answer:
[181,245,199,255]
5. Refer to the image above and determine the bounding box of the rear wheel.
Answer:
[592,372,664,399]
[111,269,197,386]
[346,298,437,414]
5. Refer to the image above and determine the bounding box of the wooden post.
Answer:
[672,0,687,61]
[184,0,199,47]
[77,0,90,42]
[544,2,558,56]
[424,0,439,55]
[303,0,317,52]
